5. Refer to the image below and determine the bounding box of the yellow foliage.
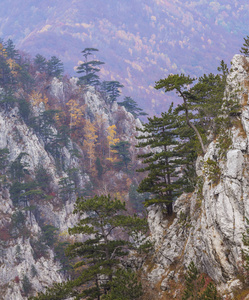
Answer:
[84,119,98,169]
[0,43,7,58]
[54,111,66,126]
[6,58,20,76]
[66,99,85,128]
[113,191,125,202]
[30,91,48,107]
[106,125,120,162]
[59,230,69,237]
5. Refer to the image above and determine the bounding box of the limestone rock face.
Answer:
[0,77,140,299]
[146,55,249,296]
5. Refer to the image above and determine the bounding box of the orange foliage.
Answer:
[30,91,48,108]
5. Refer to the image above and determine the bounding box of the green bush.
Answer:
[22,275,32,296]
[182,262,221,300]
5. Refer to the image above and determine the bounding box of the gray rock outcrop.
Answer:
[146,55,249,298]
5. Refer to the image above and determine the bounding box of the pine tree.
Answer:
[34,54,47,73]
[111,141,131,170]
[102,81,124,103]
[155,69,229,155]
[155,74,207,154]
[182,262,221,300]
[118,96,148,118]
[81,48,99,61]
[47,56,64,78]
[77,48,104,86]
[102,269,143,300]
[4,39,19,59]
[189,71,226,134]
[30,194,148,300]
[240,35,249,56]
[136,104,182,214]
[22,275,32,296]
[10,152,30,182]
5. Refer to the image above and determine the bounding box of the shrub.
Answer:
[182,262,221,300]
[35,164,52,193]
[22,275,32,296]
[31,264,38,278]
[204,158,221,185]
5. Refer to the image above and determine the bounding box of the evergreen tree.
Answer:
[189,71,227,133]
[95,157,103,179]
[111,141,131,170]
[81,48,99,61]
[102,269,143,300]
[0,57,13,88]
[4,39,19,59]
[34,54,47,73]
[129,184,147,212]
[31,194,148,300]
[182,262,221,300]
[47,56,64,78]
[102,81,124,103]
[10,152,30,182]
[41,225,58,247]
[155,74,207,154]
[22,275,32,296]
[155,69,229,155]
[58,176,76,202]
[77,48,104,86]
[35,164,52,193]
[118,96,148,118]
[0,148,9,173]
[0,88,17,110]
[240,35,249,56]
[136,104,182,214]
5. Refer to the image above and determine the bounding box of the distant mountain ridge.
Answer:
[0,0,248,114]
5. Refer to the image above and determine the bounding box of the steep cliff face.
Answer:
[0,77,141,299]
[147,55,249,298]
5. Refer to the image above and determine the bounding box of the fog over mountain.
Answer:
[0,0,248,114]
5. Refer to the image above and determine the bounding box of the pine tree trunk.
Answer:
[181,94,206,154]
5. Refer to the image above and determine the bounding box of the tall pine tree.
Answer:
[77,48,104,86]
[136,104,182,215]
[31,194,149,300]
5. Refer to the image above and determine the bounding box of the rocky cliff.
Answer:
[0,77,141,299]
[146,55,249,299]
[2,50,249,300]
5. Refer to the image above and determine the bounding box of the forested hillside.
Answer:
[0,0,248,114]
[0,39,151,299]
[1,37,249,300]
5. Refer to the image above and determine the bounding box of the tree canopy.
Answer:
[240,35,249,56]
[31,194,149,300]
[136,104,183,214]
[137,62,232,213]
[118,96,147,118]
[76,47,105,86]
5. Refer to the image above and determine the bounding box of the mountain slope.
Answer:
[146,54,249,299]
[0,0,248,114]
